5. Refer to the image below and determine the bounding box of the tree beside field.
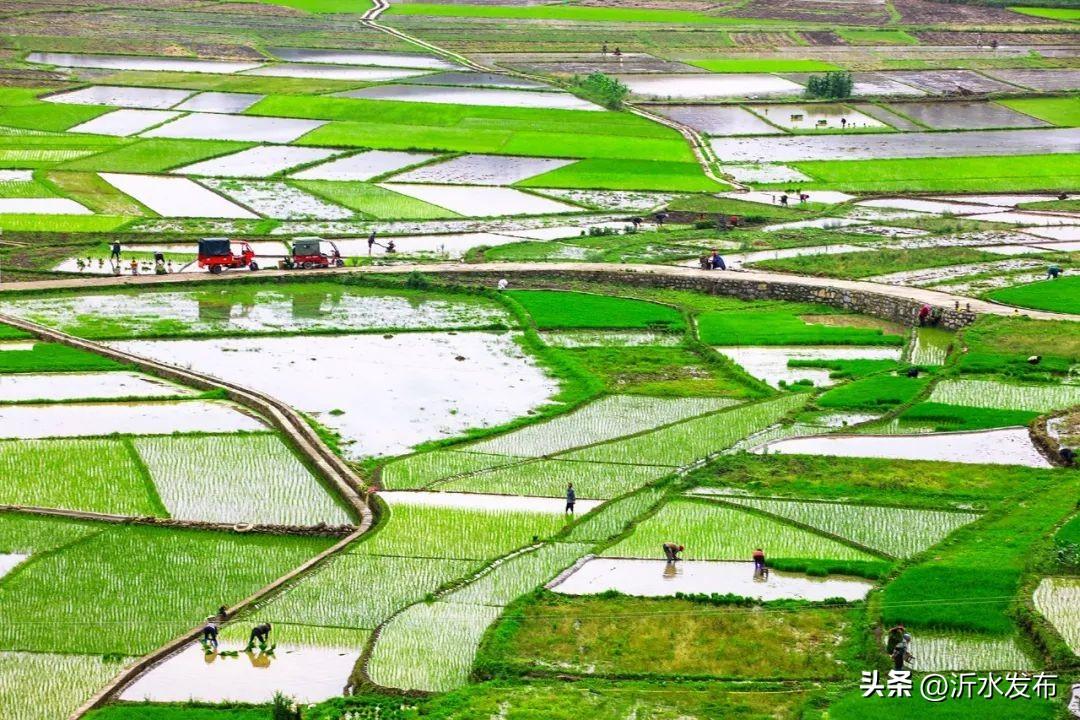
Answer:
[570,72,630,109]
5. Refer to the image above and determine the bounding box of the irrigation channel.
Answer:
[0,312,374,719]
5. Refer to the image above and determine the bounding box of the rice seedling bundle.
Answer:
[255,555,476,630]
[0,525,333,655]
[0,438,162,516]
[0,651,130,720]
[929,379,1080,414]
[133,435,352,526]
[439,459,665,499]
[355,504,568,562]
[562,487,667,544]
[721,497,979,559]
[469,396,737,458]
[366,602,502,692]
[380,450,519,490]
[559,395,807,467]
[906,634,1034,672]
[445,542,589,606]
[605,500,875,562]
[1033,577,1080,654]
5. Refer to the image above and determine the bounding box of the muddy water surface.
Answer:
[551,558,873,600]
[0,372,191,402]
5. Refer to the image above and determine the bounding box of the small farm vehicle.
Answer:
[197,238,259,274]
[281,237,344,269]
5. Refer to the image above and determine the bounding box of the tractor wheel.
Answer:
[302,262,313,269]
[209,265,222,274]
[249,261,259,271]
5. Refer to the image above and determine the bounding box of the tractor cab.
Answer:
[286,237,344,269]
[197,238,258,274]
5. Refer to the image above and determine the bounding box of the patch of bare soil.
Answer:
[895,0,1051,24]
[577,0,720,9]
[729,32,800,47]
[915,31,1079,45]
[728,0,887,25]
[802,30,843,45]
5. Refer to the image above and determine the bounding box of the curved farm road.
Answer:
[3,262,1077,323]
[0,313,374,719]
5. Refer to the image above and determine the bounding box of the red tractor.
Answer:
[197,238,259,274]
[284,237,344,269]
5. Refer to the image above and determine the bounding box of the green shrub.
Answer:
[570,72,630,109]
[804,71,854,99]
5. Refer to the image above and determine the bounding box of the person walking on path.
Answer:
[110,241,122,262]
[201,618,219,651]
[662,542,684,562]
[247,622,272,650]
[367,230,377,255]
[565,483,576,514]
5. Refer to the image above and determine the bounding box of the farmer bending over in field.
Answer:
[752,548,766,577]
[247,622,272,649]
[662,542,684,562]
[201,618,219,651]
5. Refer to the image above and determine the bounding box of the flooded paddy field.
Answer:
[891,101,1050,130]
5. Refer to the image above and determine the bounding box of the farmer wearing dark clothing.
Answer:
[565,483,576,514]
[891,643,907,671]
[710,251,726,270]
[752,548,766,575]
[779,193,789,207]
[886,624,911,670]
[1062,447,1076,466]
[1048,265,1062,279]
[248,623,272,648]
[368,230,377,255]
[654,211,668,226]
[201,619,219,651]
[110,241,121,261]
[662,542,684,562]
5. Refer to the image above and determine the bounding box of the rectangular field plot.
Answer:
[338,85,603,111]
[27,52,260,74]
[292,150,436,181]
[558,395,807,467]
[1033,577,1080,654]
[270,47,456,70]
[617,74,803,100]
[201,179,353,219]
[406,71,547,89]
[760,428,1052,468]
[45,85,193,110]
[928,379,1080,414]
[718,496,978,559]
[564,487,666,544]
[0,520,333,655]
[889,101,1049,131]
[69,109,182,137]
[381,450,521,490]
[0,198,91,215]
[258,554,474,630]
[0,438,163,516]
[605,499,877,562]
[887,70,1021,96]
[909,634,1034,672]
[245,64,428,82]
[143,114,325,143]
[294,181,458,219]
[390,154,574,185]
[132,435,352,526]
[419,457,664,498]
[0,371,190,402]
[747,104,887,131]
[470,395,737,458]
[354,503,568,561]
[366,601,501,692]
[650,105,777,136]
[379,183,578,216]
[174,92,264,114]
[715,346,900,388]
[446,542,588,607]
[0,651,131,720]
[99,173,258,218]
[174,146,340,178]
[378,490,600,515]
[0,400,265,439]
[119,641,360,704]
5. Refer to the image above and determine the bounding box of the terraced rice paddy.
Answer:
[928,379,1080,414]
[0,400,265,439]
[1033,577,1080,654]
